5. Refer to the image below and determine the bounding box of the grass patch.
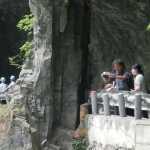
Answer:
[0,104,9,121]
[0,104,25,122]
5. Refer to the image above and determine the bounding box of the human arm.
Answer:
[130,84,141,92]
[105,84,116,92]
[131,75,143,92]
[105,84,114,89]
[3,87,9,92]
[108,72,128,80]
[2,83,12,92]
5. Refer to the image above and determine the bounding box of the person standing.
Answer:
[3,75,16,93]
[131,64,146,92]
[101,59,131,91]
[131,64,148,118]
[0,77,7,92]
[101,59,132,115]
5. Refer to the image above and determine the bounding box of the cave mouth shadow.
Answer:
[0,2,30,84]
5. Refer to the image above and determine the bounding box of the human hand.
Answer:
[106,88,112,92]
[106,87,116,92]
[105,84,113,89]
[108,73,115,78]
[100,73,103,77]
[101,73,109,82]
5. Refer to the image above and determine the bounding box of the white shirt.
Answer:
[8,81,16,93]
[134,74,146,92]
[0,83,7,92]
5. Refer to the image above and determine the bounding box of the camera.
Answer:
[103,72,109,78]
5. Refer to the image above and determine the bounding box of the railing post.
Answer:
[91,91,98,114]
[118,93,126,117]
[102,93,111,116]
[135,94,142,119]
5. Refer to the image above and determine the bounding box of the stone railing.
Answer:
[92,89,150,119]
[73,89,150,139]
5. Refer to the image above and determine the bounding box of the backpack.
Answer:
[127,74,134,90]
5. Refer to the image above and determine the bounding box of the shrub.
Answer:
[9,14,34,68]
[72,138,87,150]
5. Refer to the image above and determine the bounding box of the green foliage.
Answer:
[0,104,25,121]
[0,104,9,121]
[9,53,25,68]
[147,23,150,31]
[17,14,34,35]
[9,14,34,68]
[64,0,69,4]
[72,138,87,150]
[20,41,33,57]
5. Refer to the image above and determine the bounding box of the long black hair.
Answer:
[113,59,126,70]
[132,64,144,75]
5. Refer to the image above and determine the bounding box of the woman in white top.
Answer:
[131,64,148,118]
[131,64,146,92]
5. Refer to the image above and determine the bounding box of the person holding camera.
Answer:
[101,59,130,90]
[101,59,131,115]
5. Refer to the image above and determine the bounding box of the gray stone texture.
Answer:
[89,0,150,90]
[0,117,32,150]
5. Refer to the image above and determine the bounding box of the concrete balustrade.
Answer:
[135,94,142,119]
[91,91,98,114]
[102,93,111,116]
[89,89,149,119]
[118,93,126,117]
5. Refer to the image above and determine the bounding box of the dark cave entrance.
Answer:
[75,4,92,129]
[0,1,30,84]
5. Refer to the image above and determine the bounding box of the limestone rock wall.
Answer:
[0,117,32,150]
[8,0,90,149]
[89,0,150,90]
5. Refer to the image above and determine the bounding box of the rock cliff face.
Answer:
[89,0,150,90]
[1,0,150,150]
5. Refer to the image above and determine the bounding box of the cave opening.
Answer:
[0,1,30,85]
[75,3,92,129]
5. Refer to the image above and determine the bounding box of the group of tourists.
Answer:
[0,75,16,93]
[101,59,145,93]
[101,59,147,117]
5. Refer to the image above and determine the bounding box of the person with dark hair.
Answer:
[101,59,132,115]
[131,64,146,92]
[131,64,148,118]
[101,59,131,91]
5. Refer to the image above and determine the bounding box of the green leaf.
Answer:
[147,23,150,31]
